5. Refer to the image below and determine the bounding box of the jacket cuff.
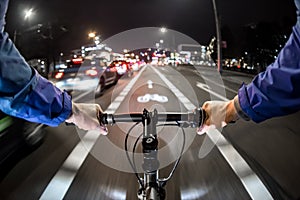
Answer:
[233,95,250,121]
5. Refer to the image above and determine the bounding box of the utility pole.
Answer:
[212,0,222,73]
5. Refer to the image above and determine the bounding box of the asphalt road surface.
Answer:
[0,64,299,200]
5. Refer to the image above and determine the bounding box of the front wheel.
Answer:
[95,77,105,97]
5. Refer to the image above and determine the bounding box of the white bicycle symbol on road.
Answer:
[137,94,168,103]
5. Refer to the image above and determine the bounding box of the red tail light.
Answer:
[72,58,83,64]
[55,72,64,79]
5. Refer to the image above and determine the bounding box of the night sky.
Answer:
[5,0,297,54]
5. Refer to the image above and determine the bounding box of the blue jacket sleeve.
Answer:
[0,68,72,126]
[238,7,300,122]
[0,0,72,126]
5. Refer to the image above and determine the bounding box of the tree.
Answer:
[18,21,69,76]
[241,21,289,73]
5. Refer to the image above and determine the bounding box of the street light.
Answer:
[24,8,34,20]
[14,8,35,43]
[160,27,167,33]
[88,32,101,45]
[88,31,96,39]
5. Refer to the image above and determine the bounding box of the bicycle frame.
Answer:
[99,108,205,200]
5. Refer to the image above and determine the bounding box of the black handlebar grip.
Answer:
[65,122,75,126]
[98,112,109,125]
[196,108,207,127]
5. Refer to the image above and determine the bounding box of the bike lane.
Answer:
[40,64,271,200]
[64,65,256,200]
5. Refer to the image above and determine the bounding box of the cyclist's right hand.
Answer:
[198,96,239,134]
[66,102,108,134]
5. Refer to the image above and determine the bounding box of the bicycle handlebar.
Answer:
[99,108,206,128]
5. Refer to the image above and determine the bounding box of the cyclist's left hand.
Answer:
[66,102,107,134]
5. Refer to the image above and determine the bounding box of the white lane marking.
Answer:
[39,130,100,200]
[196,81,228,101]
[27,124,44,141]
[202,76,237,94]
[207,129,273,200]
[73,90,93,101]
[147,80,153,89]
[151,66,195,111]
[152,66,273,200]
[183,66,238,94]
[39,66,147,200]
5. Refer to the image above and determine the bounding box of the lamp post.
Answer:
[160,39,164,49]
[211,0,222,73]
[160,26,176,52]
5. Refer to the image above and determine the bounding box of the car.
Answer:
[51,57,119,97]
[0,111,45,180]
[109,60,133,78]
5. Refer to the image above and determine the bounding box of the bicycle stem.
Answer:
[138,109,165,200]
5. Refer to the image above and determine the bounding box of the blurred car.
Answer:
[0,111,45,180]
[109,60,133,77]
[131,61,140,71]
[131,60,146,71]
[51,57,119,97]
